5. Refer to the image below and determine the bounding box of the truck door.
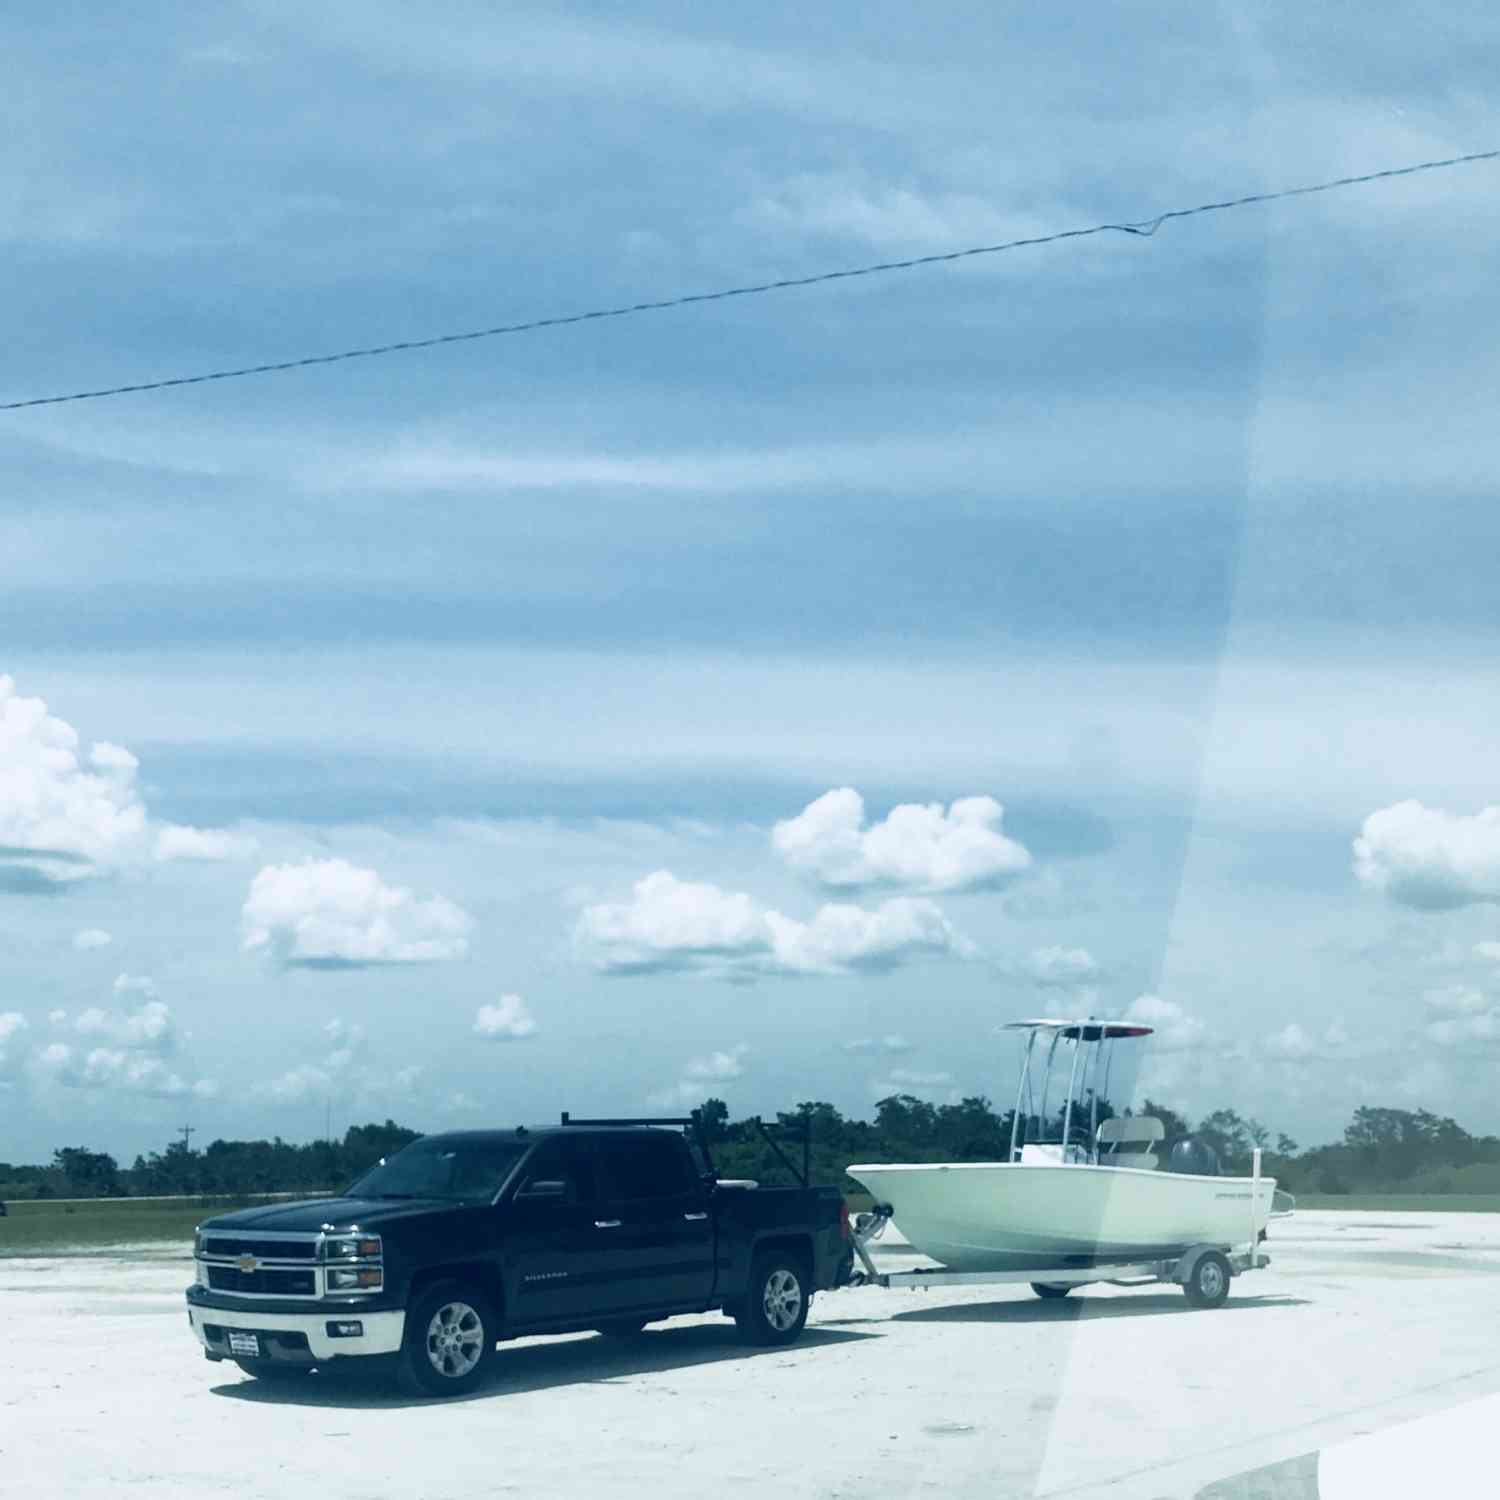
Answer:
[593,1133,715,1311]
[502,1135,631,1325]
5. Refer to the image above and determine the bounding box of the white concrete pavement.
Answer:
[3,1210,1500,1499]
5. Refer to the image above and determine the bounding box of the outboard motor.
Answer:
[1168,1137,1220,1176]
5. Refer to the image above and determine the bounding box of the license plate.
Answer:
[226,1331,261,1358]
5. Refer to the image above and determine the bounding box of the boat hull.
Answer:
[845,1161,1278,1271]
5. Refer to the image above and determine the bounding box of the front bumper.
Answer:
[186,1296,405,1363]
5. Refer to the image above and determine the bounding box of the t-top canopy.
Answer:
[1001,1018,1154,1041]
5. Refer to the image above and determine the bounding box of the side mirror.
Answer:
[516,1178,568,1201]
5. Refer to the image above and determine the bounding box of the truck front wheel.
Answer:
[399,1283,498,1397]
[736,1253,811,1346]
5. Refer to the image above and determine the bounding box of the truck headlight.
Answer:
[322,1234,382,1261]
[327,1266,384,1291]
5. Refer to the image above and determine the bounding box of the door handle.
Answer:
[594,1219,622,1229]
[683,1212,708,1221]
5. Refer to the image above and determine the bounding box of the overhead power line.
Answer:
[3,148,1495,412]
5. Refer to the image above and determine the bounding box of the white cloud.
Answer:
[772,788,1030,892]
[47,1009,66,1025]
[646,1079,713,1109]
[1476,942,1500,964]
[1422,985,1489,1015]
[75,997,175,1054]
[870,1068,956,1100]
[262,1017,417,1102]
[242,858,472,967]
[1354,800,1500,910]
[34,1037,210,1098]
[1026,946,1099,988]
[842,1034,914,1055]
[154,824,259,861]
[72,928,113,950]
[1265,1022,1316,1061]
[648,1044,748,1109]
[0,675,148,886]
[576,869,968,978]
[474,994,538,1041]
[0,1012,26,1072]
[684,1046,746,1081]
[1123,994,1206,1052]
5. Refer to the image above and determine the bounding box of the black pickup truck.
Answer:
[186,1115,853,1396]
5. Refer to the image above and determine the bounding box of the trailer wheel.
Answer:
[1183,1250,1232,1309]
[398,1282,497,1397]
[1030,1282,1073,1300]
[736,1253,811,1346]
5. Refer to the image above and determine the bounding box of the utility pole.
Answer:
[179,1124,196,1152]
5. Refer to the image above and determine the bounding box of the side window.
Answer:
[597,1134,694,1201]
[514,1138,598,1206]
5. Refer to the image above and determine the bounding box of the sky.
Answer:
[4,3,1500,1166]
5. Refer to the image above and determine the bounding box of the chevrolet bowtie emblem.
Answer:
[237,1255,258,1273]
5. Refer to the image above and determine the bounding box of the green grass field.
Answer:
[3,1187,1495,1256]
[0,1195,316,1256]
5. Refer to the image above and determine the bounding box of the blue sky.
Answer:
[4,4,1500,1164]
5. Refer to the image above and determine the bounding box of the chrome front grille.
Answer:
[202,1235,317,1261]
[207,1265,317,1295]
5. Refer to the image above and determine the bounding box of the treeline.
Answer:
[6,1099,1500,1204]
[0,1121,419,1203]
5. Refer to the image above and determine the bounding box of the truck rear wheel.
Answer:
[398,1282,498,1397]
[735,1253,811,1346]
[1030,1282,1072,1300]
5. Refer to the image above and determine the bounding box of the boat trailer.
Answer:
[844,1148,1290,1310]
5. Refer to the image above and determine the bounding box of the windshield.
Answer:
[346,1139,529,1205]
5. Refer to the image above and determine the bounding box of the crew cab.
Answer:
[186,1116,853,1396]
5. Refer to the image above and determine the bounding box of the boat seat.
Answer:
[1097,1116,1164,1168]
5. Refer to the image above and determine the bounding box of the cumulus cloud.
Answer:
[0,1012,27,1072]
[649,1044,749,1108]
[1123,993,1206,1052]
[72,928,112,950]
[74,997,175,1053]
[1263,1020,1361,1062]
[842,1034,914,1055]
[1422,985,1489,1016]
[262,1018,420,1103]
[684,1046,747,1081]
[242,858,472,967]
[154,824,259,862]
[29,974,213,1095]
[1476,942,1500,964]
[576,869,968,978]
[870,1067,956,1101]
[1025,946,1099,988]
[772,788,1031,893]
[474,994,538,1040]
[1354,801,1500,910]
[0,675,148,887]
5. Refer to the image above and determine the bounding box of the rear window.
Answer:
[597,1133,694,1200]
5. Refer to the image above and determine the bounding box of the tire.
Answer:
[735,1253,811,1346]
[1182,1250,1232,1309]
[234,1359,314,1381]
[595,1319,650,1339]
[398,1282,498,1397]
[1030,1282,1073,1300]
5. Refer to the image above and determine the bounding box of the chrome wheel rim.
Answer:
[424,1300,485,1379]
[762,1268,802,1332]
[1199,1262,1226,1300]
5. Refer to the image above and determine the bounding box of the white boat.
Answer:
[847,1019,1282,1272]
